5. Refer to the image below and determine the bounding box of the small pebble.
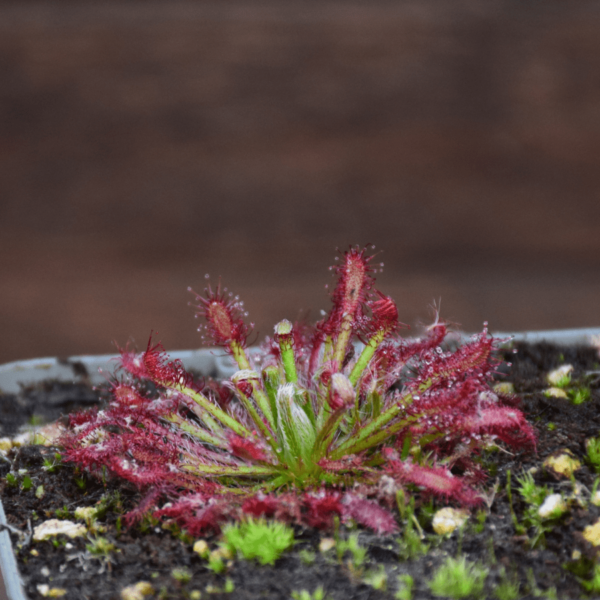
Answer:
[547,364,573,386]
[74,506,98,522]
[543,451,581,478]
[319,537,336,552]
[544,387,568,399]
[432,507,469,535]
[537,494,567,519]
[36,585,67,598]
[33,519,87,541]
[120,581,154,600]
[193,539,209,557]
[583,520,600,546]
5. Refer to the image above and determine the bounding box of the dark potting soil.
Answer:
[0,379,101,439]
[2,342,600,600]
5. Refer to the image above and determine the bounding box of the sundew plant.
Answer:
[62,246,535,534]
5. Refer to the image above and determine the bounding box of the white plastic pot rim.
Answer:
[1,326,600,600]
[0,498,22,600]
[0,347,263,396]
[1,327,600,396]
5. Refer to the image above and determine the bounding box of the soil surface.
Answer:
[2,341,600,600]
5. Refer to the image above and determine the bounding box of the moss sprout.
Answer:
[221,518,295,565]
[428,555,488,599]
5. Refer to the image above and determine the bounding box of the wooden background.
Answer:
[1,0,599,364]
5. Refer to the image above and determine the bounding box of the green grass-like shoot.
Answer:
[505,470,525,536]
[428,555,488,599]
[222,518,295,565]
[516,472,549,507]
[396,492,429,560]
[207,552,226,574]
[298,549,317,565]
[525,568,558,599]
[473,509,487,534]
[4,473,17,488]
[291,587,329,600]
[42,453,63,474]
[494,567,520,600]
[171,567,192,584]
[54,505,70,520]
[363,565,388,591]
[586,437,600,473]
[395,574,414,600]
[86,536,117,558]
[569,387,591,405]
[579,564,600,593]
[335,532,366,568]
[515,471,560,548]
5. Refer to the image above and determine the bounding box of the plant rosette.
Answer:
[55,245,536,536]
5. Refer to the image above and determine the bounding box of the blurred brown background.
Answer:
[1,0,599,364]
